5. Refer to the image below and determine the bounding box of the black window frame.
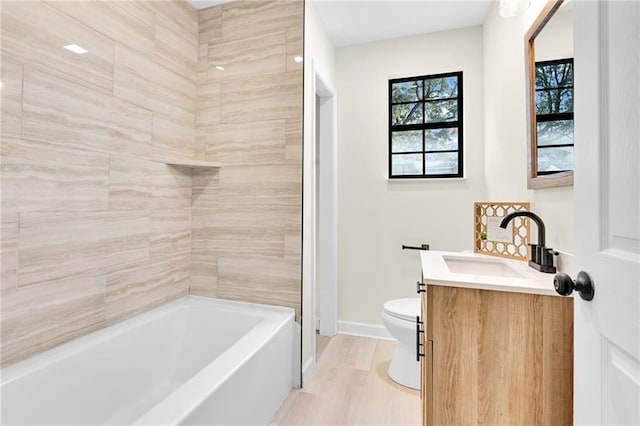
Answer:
[534,58,574,176]
[388,71,463,179]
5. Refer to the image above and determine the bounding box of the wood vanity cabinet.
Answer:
[419,284,573,426]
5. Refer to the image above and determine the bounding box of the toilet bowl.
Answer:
[381,298,421,389]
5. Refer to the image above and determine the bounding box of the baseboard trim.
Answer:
[301,356,315,386]
[337,320,394,341]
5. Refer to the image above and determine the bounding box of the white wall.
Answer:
[302,1,336,367]
[483,0,574,254]
[336,27,487,325]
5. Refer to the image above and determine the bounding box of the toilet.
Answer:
[381,298,421,389]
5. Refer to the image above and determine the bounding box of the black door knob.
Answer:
[554,271,595,301]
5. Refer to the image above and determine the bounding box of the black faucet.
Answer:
[500,211,557,273]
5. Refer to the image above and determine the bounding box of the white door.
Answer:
[573,1,640,424]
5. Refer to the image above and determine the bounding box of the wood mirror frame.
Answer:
[525,0,573,189]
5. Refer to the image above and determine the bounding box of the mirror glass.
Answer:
[525,0,574,189]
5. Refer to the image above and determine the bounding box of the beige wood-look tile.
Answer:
[154,13,198,79]
[192,168,220,211]
[196,82,221,126]
[285,119,303,164]
[220,70,302,123]
[207,31,286,81]
[149,208,191,259]
[1,2,114,93]
[148,0,198,39]
[190,237,217,266]
[114,46,196,125]
[198,6,222,44]
[205,120,286,165]
[284,232,301,260]
[218,164,301,193]
[22,67,112,152]
[149,164,193,210]
[113,46,157,113]
[105,256,188,326]
[0,273,106,367]
[196,215,285,257]
[152,63,196,125]
[152,114,195,159]
[1,137,109,215]
[108,155,154,210]
[197,44,209,86]
[18,211,149,288]
[0,59,23,138]
[190,244,218,297]
[109,156,192,211]
[194,125,210,159]
[1,215,19,291]
[110,99,153,159]
[45,0,155,55]
[217,256,300,311]
[221,0,302,41]
[286,24,303,72]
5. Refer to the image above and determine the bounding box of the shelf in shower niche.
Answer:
[163,159,221,169]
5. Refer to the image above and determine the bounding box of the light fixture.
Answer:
[215,65,225,71]
[294,56,303,63]
[64,44,88,54]
[499,0,530,17]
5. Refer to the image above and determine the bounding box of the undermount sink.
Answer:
[443,256,524,278]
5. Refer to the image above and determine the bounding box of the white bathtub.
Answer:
[1,296,298,425]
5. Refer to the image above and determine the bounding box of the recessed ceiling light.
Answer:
[215,65,225,71]
[64,44,88,55]
[294,56,303,63]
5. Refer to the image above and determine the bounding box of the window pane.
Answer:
[425,100,457,123]
[537,146,574,172]
[392,80,423,103]
[536,62,573,89]
[537,120,574,146]
[424,76,458,99]
[425,152,458,175]
[425,128,458,151]
[392,130,422,153]
[392,154,422,175]
[536,88,573,114]
[392,103,423,126]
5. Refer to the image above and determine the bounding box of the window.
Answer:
[389,72,463,178]
[534,58,574,174]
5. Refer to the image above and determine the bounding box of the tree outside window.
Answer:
[389,72,463,178]
[535,58,574,174]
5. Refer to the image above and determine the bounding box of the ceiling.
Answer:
[313,1,493,47]
[188,0,493,48]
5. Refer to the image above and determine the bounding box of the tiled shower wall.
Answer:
[191,1,303,317]
[0,0,198,366]
[0,0,304,367]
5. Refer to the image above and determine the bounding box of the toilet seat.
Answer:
[382,298,421,322]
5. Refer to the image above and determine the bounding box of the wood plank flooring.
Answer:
[316,333,332,361]
[271,335,421,425]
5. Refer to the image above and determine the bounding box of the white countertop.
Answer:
[420,250,568,297]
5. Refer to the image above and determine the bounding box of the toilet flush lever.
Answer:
[416,316,425,361]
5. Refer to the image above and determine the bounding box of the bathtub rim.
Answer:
[1,296,295,388]
[132,297,296,425]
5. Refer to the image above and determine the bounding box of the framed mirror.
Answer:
[525,0,574,189]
